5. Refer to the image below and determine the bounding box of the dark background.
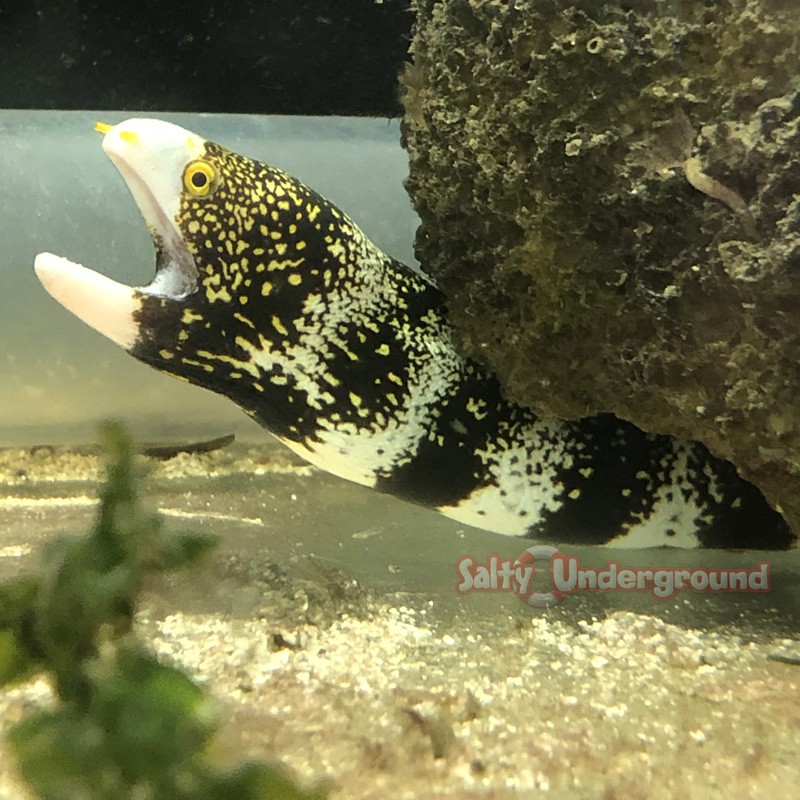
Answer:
[0,0,412,115]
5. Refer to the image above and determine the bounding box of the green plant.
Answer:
[0,423,324,800]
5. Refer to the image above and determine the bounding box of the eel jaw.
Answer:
[35,118,206,351]
[34,253,141,350]
[104,144,198,300]
[101,122,199,300]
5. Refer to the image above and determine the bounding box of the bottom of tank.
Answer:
[1,435,799,797]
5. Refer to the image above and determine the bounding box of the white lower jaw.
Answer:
[34,253,140,350]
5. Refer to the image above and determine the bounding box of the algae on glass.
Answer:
[0,424,324,800]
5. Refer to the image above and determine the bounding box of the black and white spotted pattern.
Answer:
[36,119,796,549]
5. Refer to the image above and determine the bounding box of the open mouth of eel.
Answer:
[34,120,200,350]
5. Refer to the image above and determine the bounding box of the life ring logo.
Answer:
[514,545,569,608]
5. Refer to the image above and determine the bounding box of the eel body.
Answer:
[34,119,795,549]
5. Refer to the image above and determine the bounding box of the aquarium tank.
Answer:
[1,2,800,799]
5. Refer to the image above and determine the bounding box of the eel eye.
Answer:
[183,161,216,196]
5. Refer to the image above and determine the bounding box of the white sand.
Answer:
[1,442,799,799]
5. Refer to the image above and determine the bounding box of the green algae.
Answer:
[0,424,324,800]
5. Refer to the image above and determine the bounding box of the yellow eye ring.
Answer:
[183,161,216,196]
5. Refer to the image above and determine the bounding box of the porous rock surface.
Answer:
[401,0,800,534]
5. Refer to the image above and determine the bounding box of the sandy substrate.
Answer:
[1,439,799,799]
